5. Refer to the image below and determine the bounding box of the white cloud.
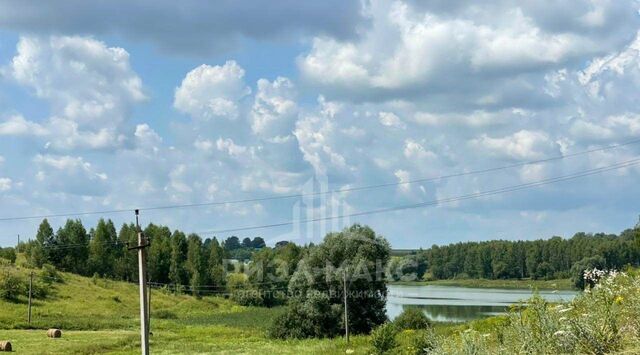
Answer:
[33,154,108,196]
[216,137,250,158]
[299,0,639,105]
[174,61,251,120]
[6,36,144,150]
[0,178,12,192]
[251,77,297,137]
[470,130,558,160]
[403,139,436,160]
[0,115,48,136]
[379,111,405,128]
[394,169,411,193]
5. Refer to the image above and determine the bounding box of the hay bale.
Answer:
[47,328,62,338]
[0,341,11,351]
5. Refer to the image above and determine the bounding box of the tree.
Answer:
[271,224,390,338]
[169,230,188,288]
[208,237,225,287]
[186,234,206,297]
[88,219,117,277]
[56,219,89,274]
[252,237,266,249]
[224,236,241,251]
[241,237,252,248]
[145,224,172,284]
[114,223,137,281]
[30,219,54,267]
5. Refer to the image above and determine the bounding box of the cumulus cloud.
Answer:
[34,154,109,196]
[174,61,250,120]
[470,130,559,160]
[299,0,640,106]
[6,36,144,150]
[0,114,48,136]
[379,111,405,128]
[0,0,364,56]
[251,77,297,138]
[0,177,12,192]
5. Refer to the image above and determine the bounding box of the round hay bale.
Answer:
[47,328,62,338]
[0,341,12,351]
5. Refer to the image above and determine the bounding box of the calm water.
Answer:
[386,285,578,322]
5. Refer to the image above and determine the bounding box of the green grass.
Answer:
[389,277,573,290]
[0,264,377,354]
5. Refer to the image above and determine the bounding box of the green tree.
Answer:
[271,224,390,338]
[88,219,117,277]
[56,219,89,274]
[252,237,266,249]
[30,219,54,267]
[169,230,188,288]
[208,237,225,288]
[186,234,205,297]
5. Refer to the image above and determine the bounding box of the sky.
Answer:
[1,0,640,248]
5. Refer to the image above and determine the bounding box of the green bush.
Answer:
[394,308,431,330]
[0,269,25,301]
[411,329,439,355]
[0,247,16,264]
[40,263,63,284]
[268,291,342,339]
[371,322,398,354]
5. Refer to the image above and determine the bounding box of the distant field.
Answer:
[389,277,574,290]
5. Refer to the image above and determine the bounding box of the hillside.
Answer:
[0,264,370,354]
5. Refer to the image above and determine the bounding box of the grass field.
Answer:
[389,277,573,290]
[0,265,379,354]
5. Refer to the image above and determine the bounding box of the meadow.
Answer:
[3,262,640,354]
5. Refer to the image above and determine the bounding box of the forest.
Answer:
[2,218,639,295]
[392,228,640,288]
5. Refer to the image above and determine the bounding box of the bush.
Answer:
[394,308,431,330]
[371,322,398,354]
[411,329,439,355]
[268,291,342,339]
[40,264,63,284]
[570,256,605,289]
[0,270,25,301]
[0,247,16,264]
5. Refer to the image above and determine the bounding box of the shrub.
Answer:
[371,322,398,354]
[0,247,16,264]
[411,328,439,355]
[394,308,431,330]
[31,279,51,299]
[40,264,63,284]
[570,256,605,289]
[0,270,25,301]
[268,291,342,339]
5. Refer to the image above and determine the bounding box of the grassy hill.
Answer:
[0,264,371,354]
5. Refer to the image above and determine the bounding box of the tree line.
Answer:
[17,218,268,295]
[392,227,640,286]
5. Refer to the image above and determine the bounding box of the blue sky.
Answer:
[1,0,640,248]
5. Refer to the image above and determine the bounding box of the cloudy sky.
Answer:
[1,0,640,248]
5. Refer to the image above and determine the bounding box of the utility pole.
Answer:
[129,210,150,355]
[28,272,33,324]
[343,267,349,343]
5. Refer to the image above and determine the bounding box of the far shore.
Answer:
[388,278,575,290]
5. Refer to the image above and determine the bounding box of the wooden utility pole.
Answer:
[28,272,33,324]
[343,268,349,343]
[130,210,150,355]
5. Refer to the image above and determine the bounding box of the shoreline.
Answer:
[387,278,574,290]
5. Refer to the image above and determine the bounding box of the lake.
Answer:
[386,284,578,322]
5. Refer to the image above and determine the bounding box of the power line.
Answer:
[196,157,640,235]
[1,138,639,222]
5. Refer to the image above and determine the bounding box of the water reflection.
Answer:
[386,285,578,322]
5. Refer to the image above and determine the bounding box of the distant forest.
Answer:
[391,227,640,287]
[1,219,639,291]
